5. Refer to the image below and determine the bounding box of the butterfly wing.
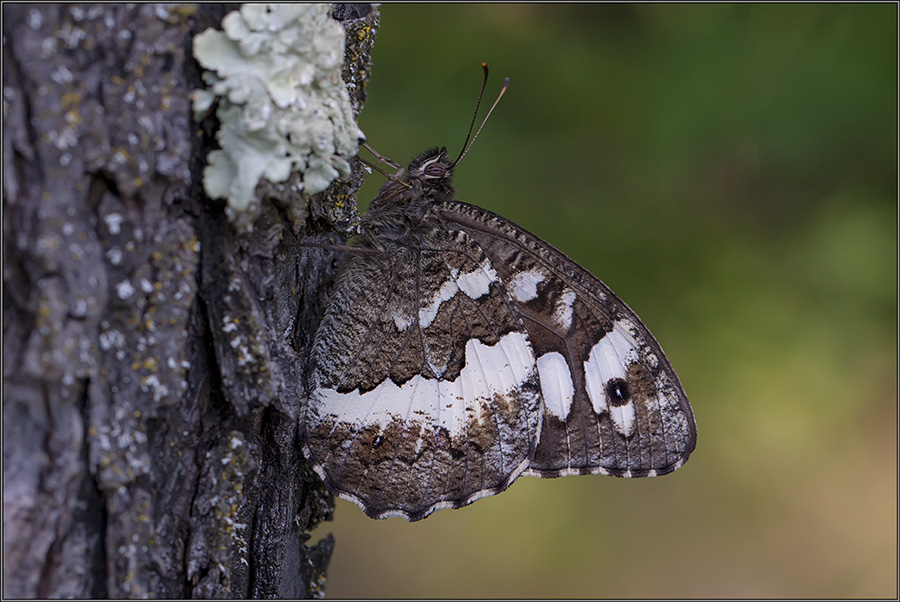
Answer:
[437,200,697,478]
[303,227,542,521]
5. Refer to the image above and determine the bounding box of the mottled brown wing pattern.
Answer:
[303,226,542,521]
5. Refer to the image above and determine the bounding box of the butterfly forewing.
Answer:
[437,199,697,478]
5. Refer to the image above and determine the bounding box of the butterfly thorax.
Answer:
[360,148,457,246]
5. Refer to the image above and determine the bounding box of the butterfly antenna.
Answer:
[453,66,509,168]
[454,63,490,165]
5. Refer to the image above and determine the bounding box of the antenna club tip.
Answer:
[503,77,510,88]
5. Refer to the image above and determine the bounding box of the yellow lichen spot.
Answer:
[133,409,142,418]
[141,54,151,67]
[143,357,157,371]
[61,91,82,108]
[134,65,144,77]
[133,177,143,188]
[132,361,141,370]
[152,251,163,261]
[88,425,98,436]
[112,75,124,86]
[171,4,197,16]
[145,317,154,330]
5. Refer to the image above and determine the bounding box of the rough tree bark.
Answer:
[3,4,378,597]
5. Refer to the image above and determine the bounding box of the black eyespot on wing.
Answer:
[605,377,631,407]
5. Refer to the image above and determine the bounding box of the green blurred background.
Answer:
[312,4,897,598]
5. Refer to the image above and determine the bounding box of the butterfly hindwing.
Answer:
[437,199,697,478]
[303,223,542,521]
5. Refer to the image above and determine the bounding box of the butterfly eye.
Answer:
[423,161,446,179]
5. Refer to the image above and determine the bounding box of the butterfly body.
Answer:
[301,148,696,521]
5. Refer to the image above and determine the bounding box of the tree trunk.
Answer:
[3,4,378,597]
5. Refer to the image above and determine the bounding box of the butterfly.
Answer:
[300,72,696,521]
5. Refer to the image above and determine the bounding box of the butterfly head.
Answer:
[404,148,455,197]
[369,147,456,210]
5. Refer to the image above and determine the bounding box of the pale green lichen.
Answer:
[192,4,363,212]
